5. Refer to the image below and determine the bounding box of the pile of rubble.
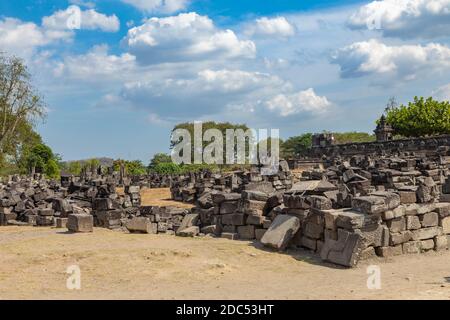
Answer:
[170,160,293,204]
[256,155,450,266]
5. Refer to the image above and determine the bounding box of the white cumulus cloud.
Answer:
[265,88,331,116]
[122,12,256,64]
[331,39,450,80]
[245,16,296,38]
[42,5,120,32]
[122,0,189,14]
[348,0,450,39]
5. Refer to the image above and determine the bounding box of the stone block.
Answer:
[370,191,401,209]
[221,232,239,240]
[406,215,421,230]
[177,226,199,237]
[300,236,317,251]
[260,214,300,251]
[420,212,438,227]
[126,217,156,234]
[398,191,416,204]
[237,225,255,240]
[255,229,266,241]
[352,196,387,215]
[67,214,93,233]
[440,216,450,234]
[402,241,422,254]
[375,245,403,257]
[221,213,246,226]
[320,229,364,267]
[36,215,54,226]
[176,213,199,235]
[55,217,68,228]
[390,231,412,245]
[387,217,406,232]
[246,214,265,226]
[220,201,239,214]
[434,235,448,251]
[411,227,443,241]
[38,208,54,216]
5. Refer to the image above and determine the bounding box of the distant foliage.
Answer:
[24,143,60,178]
[282,134,313,158]
[114,159,147,175]
[332,132,375,144]
[385,96,450,137]
[152,162,182,174]
[148,153,172,170]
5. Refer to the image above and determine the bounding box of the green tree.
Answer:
[282,134,313,158]
[384,96,450,137]
[24,143,60,178]
[171,121,252,165]
[149,153,172,170]
[0,54,46,154]
[152,162,182,174]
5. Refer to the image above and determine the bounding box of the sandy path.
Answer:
[0,226,449,300]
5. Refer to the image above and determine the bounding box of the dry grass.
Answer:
[117,187,194,209]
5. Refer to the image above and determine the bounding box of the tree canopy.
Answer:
[384,96,450,137]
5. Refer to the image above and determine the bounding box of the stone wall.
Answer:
[303,134,450,158]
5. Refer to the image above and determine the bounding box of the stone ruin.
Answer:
[1,149,450,268]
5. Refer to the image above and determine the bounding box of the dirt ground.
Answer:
[1,225,450,300]
[1,188,450,300]
[118,187,194,209]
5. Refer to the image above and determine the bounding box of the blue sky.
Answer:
[1,0,450,162]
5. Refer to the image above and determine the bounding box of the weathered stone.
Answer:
[352,196,387,214]
[38,208,54,216]
[411,226,443,241]
[246,214,265,226]
[176,213,199,235]
[237,225,255,240]
[440,216,450,234]
[92,198,113,211]
[126,217,156,234]
[201,225,216,234]
[36,215,53,226]
[221,213,245,226]
[255,228,266,241]
[434,235,448,251]
[177,226,199,237]
[381,205,405,220]
[387,217,406,232]
[260,214,300,251]
[421,239,435,251]
[221,232,239,240]
[360,247,376,260]
[390,231,412,245]
[375,245,403,257]
[402,241,422,254]
[398,191,417,204]
[370,191,401,209]
[300,236,317,251]
[406,215,421,230]
[212,193,241,204]
[321,229,364,267]
[335,209,379,231]
[220,201,239,214]
[308,195,332,210]
[55,217,68,228]
[419,212,439,227]
[323,209,340,230]
[67,214,93,233]
[434,203,450,218]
